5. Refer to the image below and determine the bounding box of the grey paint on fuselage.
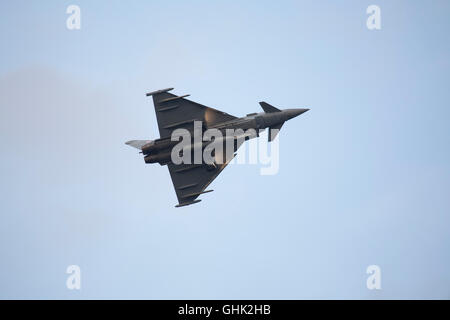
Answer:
[126,88,309,207]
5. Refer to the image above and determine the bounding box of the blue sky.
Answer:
[0,0,449,299]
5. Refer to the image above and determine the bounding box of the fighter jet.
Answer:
[126,88,309,207]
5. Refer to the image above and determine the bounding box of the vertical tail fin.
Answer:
[259,101,281,113]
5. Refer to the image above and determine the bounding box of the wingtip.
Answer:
[175,199,202,208]
[146,87,174,96]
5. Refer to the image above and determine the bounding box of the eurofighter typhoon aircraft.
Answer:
[126,88,309,207]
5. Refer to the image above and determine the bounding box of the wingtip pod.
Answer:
[146,88,174,96]
[175,199,202,208]
[174,189,214,207]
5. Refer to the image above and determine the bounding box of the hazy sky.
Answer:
[0,0,449,299]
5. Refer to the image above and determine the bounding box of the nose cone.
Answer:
[285,108,309,120]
